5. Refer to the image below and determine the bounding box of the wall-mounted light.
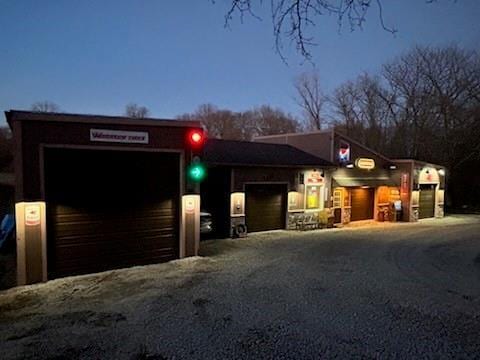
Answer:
[438,169,445,176]
[230,192,245,216]
[355,158,375,170]
[389,165,397,170]
[346,163,354,169]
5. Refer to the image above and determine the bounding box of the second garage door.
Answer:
[350,187,374,221]
[419,184,436,219]
[245,184,287,232]
[44,148,180,279]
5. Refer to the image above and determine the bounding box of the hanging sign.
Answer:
[90,129,149,144]
[400,173,409,195]
[355,158,375,170]
[338,140,350,162]
[304,170,324,184]
[418,167,439,184]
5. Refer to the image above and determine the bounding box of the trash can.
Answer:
[391,200,402,222]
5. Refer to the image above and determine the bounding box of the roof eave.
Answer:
[5,110,202,129]
[205,161,333,168]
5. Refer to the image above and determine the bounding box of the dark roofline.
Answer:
[5,110,201,129]
[206,162,330,168]
[205,138,334,167]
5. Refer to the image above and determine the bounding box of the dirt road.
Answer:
[0,215,479,359]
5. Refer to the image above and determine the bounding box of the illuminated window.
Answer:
[306,185,321,209]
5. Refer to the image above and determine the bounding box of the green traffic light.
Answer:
[188,163,206,182]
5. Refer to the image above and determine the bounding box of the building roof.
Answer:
[204,139,333,167]
[5,110,201,129]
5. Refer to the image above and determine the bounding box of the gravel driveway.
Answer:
[0,215,479,359]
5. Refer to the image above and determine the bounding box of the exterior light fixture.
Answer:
[355,158,375,170]
[188,130,204,146]
[389,165,397,170]
[187,163,206,182]
[346,163,354,169]
[438,169,445,176]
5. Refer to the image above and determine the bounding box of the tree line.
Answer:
[327,45,480,209]
[178,45,480,209]
[1,44,478,208]
[177,104,301,141]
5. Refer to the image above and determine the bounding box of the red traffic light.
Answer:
[188,130,205,146]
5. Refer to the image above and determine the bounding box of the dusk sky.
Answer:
[0,0,479,125]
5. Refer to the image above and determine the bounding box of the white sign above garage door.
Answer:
[90,129,149,144]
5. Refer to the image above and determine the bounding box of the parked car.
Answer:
[0,214,15,252]
[200,212,213,234]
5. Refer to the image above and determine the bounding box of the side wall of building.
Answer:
[256,131,334,162]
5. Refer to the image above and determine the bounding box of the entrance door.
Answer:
[419,184,436,219]
[44,148,180,279]
[245,184,287,232]
[350,188,374,221]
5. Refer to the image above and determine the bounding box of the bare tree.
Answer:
[294,72,326,130]
[243,105,302,138]
[329,73,392,150]
[30,101,60,113]
[125,103,150,118]
[178,104,245,140]
[382,45,480,163]
[223,1,448,61]
[178,103,301,140]
[330,45,480,207]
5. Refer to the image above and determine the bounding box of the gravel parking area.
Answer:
[0,215,479,359]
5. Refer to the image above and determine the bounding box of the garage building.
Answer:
[202,139,333,238]
[256,130,446,223]
[7,110,203,285]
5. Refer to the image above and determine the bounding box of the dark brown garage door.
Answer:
[350,187,374,221]
[44,148,179,279]
[419,184,435,219]
[245,184,286,232]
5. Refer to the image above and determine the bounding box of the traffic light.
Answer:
[187,162,206,182]
[186,129,206,184]
[188,129,205,147]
